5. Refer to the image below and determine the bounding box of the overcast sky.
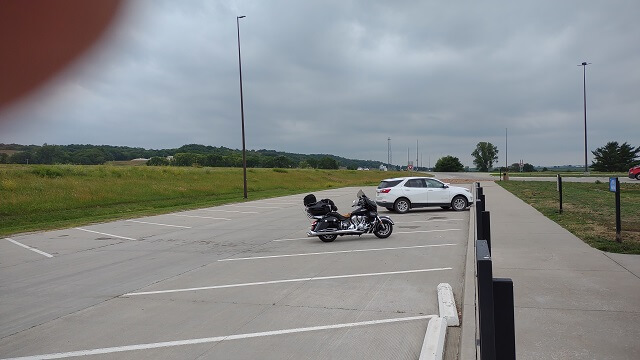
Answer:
[1,0,639,167]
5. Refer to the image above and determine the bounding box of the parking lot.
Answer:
[0,186,470,359]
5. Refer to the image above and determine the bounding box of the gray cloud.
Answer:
[1,0,638,167]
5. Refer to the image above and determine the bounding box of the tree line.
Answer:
[0,143,382,170]
[430,141,639,172]
[2,141,636,172]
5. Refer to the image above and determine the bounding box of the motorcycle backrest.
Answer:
[320,198,338,211]
[303,194,317,206]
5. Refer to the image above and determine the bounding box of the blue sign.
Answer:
[609,177,617,192]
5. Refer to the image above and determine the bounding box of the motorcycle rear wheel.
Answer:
[319,234,337,242]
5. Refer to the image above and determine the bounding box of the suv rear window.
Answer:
[377,180,402,189]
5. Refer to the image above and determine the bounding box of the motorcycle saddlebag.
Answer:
[306,198,338,216]
[314,216,340,231]
[307,201,332,216]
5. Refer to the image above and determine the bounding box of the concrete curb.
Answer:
[437,283,460,326]
[419,317,447,360]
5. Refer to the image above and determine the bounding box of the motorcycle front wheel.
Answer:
[373,219,393,238]
[319,234,337,242]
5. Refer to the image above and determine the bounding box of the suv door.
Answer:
[425,179,450,204]
[402,178,428,205]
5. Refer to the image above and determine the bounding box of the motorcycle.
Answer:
[303,190,394,242]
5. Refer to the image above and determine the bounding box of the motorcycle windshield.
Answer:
[357,189,365,198]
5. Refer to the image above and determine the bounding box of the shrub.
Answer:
[31,166,65,178]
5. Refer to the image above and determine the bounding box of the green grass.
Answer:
[0,165,409,236]
[498,181,640,254]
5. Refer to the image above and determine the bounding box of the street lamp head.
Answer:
[238,15,246,19]
[582,62,587,66]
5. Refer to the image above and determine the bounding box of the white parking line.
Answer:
[272,237,312,242]
[122,267,452,296]
[202,209,259,214]
[75,228,136,241]
[219,244,456,261]
[170,214,231,220]
[274,229,462,242]
[125,220,191,228]
[1,315,435,360]
[256,202,298,205]
[226,205,282,209]
[396,219,463,224]
[396,229,461,234]
[4,238,53,258]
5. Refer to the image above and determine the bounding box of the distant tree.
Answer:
[9,151,33,164]
[298,160,310,168]
[509,162,535,172]
[434,156,464,172]
[0,153,8,163]
[271,155,291,168]
[34,144,69,164]
[318,157,339,169]
[591,141,640,171]
[472,142,499,172]
[173,153,197,166]
[70,148,108,165]
[245,155,260,168]
[307,158,319,169]
[147,157,170,166]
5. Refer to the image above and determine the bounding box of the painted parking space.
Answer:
[0,186,469,359]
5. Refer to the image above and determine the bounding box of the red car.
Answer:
[630,165,640,180]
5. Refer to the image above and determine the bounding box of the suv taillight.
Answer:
[379,188,391,193]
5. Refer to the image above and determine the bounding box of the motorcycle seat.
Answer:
[328,212,351,221]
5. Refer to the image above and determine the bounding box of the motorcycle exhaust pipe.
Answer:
[307,229,367,237]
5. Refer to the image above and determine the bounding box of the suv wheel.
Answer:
[451,196,468,211]
[394,198,410,213]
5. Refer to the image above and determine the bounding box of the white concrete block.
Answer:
[437,283,460,326]
[419,316,447,360]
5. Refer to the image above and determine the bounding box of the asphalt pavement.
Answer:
[0,186,470,360]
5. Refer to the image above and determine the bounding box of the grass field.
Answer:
[498,180,640,254]
[0,165,408,237]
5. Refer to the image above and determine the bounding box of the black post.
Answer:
[476,198,484,241]
[476,186,484,240]
[493,278,516,360]
[557,175,563,214]
[482,211,492,253]
[615,177,621,243]
[476,240,496,360]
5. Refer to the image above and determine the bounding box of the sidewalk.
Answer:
[463,181,640,360]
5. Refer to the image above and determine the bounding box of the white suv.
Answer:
[375,177,474,213]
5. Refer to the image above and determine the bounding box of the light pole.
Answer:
[387,137,391,170]
[237,15,247,198]
[578,61,591,174]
